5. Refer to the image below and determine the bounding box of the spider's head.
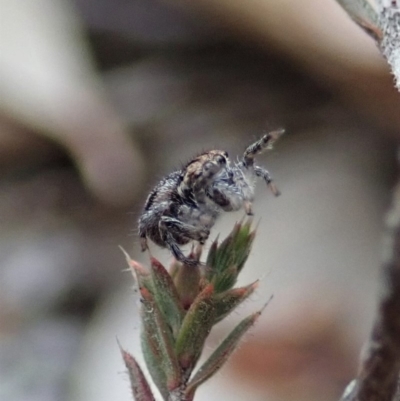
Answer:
[206,150,229,166]
[183,150,230,187]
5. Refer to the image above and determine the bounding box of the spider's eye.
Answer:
[215,155,227,165]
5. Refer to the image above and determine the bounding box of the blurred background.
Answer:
[0,1,399,401]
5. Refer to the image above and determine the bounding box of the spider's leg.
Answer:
[139,234,148,252]
[243,129,284,167]
[244,201,254,215]
[159,217,208,266]
[254,165,280,196]
[164,232,200,267]
[138,220,149,251]
[160,216,210,243]
[207,185,247,213]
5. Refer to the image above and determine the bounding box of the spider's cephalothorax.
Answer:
[138,129,284,266]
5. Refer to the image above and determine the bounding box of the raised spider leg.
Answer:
[254,165,280,196]
[159,216,209,266]
[243,129,284,167]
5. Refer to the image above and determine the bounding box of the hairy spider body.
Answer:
[138,130,284,266]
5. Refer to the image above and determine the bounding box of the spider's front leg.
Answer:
[243,129,284,167]
[254,165,280,196]
[208,184,254,215]
[139,233,148,252]
[159,216,209,266]
[138,218,150,251]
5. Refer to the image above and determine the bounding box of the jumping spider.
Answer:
[138,129,284,266]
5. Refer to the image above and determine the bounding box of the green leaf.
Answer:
[186,308,264,398]
[212,222,239,273]
[214,281,258,322]
[205,236,219,268]
[140,287,181,391]
[175,284,216,373]
[141,334,168,400]
[237,235,255,272]
[212,266,238,293]
[205,220,256,292]
[119,344,156,401]
[149,257,185,338]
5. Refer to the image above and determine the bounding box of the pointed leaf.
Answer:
[120,248,153,292]
[237,231,256,272]
[205,236,219,268]
[141,334,168,400]
[212,266,238,293]
[213,222,240,272]
[214,281,258,322]
[140,288,181,391]
[149,257,185,337]
[204,224,236,283]
[227,219,255,273]
[205,220,256,291]
[119,345,156,401]
[175,284,216,373]
[186,308,264,397]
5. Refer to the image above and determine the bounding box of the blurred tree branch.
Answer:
[334,2,400,399]
[336,0,400,90]
[339,169,400,401]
